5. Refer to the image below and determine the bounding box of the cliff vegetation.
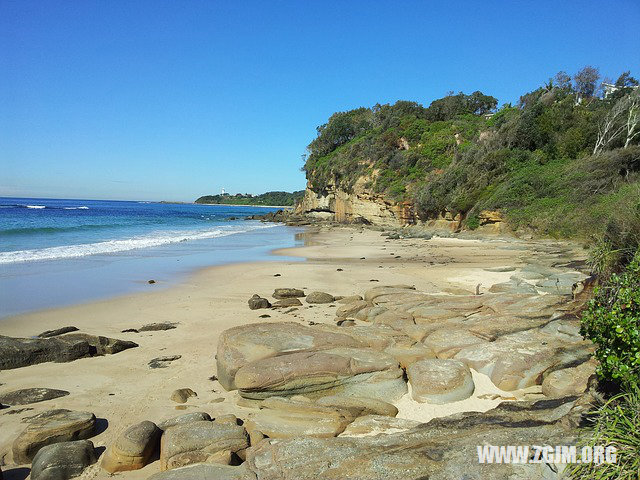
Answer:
[195,190,304,206]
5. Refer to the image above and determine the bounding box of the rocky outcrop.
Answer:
[296,180,508,230]
[0,388,70,406]
[244,395,590,479]
[407,358,475,404]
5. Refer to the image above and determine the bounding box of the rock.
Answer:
[483,266,516,272]
[148,279,156,284]
[37,327,79,338]
[160,421,249,470]
[213,414,238,425]
[149,355,182,369]
[0,335,91,370]
[245,397,354,439]
[245,395,589,480]
[248,295,271,310]
[383,345,435,368]
[0,388,70,406]
[101,421,161,472]
[335,300,368,319]
[148,463,256,480]
[139,323,177,332]
[234,347,406,401]
[336,295,363,304]
[12,409,96,464]
[336,319,355,327]
[422,329,487,358]
[158,412,212,431]
[30,440,97,480]
[542,359,597,397]
[407,359,475,404]
[455,328,593,390]
[273,288,305,299]
[170,388,197,404]
[305,292,335,304]
[216,322,362,390]
[316,396,398,417]
[339,415,421,437]
[488,280,538,294]
[271,298,302,308]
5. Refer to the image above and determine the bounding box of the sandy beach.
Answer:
[0,226,586,479]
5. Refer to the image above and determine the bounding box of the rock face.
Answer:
[245,395,589,479]
[234,348,406,401]
[101,421,161,473]
[160,421,249,470]
[12,409,96,464]
[247,295,271,310]
[305,292,335,304]
[407,359,475,404]
[216,322,362,390]
[0,388,70,406]
[0,334,137,370]
[30,440,97,480]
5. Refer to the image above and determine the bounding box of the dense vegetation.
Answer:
[195,190,304,206]
[303,68,640,244]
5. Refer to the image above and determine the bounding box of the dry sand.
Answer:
[0,226,552,478]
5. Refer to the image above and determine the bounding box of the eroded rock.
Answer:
[101,421,161,473]
[0,388,70,406]
[407,359,475,404]
[30,440,97,480]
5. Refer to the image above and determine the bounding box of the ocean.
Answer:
[0,197,302,317]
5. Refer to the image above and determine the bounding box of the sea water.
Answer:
[0,197,303,317]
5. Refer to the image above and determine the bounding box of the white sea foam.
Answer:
[63,206,89,210]
[0,224,276,264]
[26,205,46,209]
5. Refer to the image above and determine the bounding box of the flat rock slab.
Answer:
[13,409,96,464]
[216,322,363,390]
[160,421,249,470]
[101,420,161,473]
[339,415,421,437]
[148,463,256,480]
[305,292,335,304]
[149,355,182,369]
[0,388,70,406]
[408,359,475,404]
[31,440,96,480]
[234,347,406,401]
[139,323,177,332]
[0,334,137,370]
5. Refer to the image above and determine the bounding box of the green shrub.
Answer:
[581,249,640,387]
[569,386,640,480]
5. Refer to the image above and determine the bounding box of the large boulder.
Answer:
[12,409,96,464]
[101,421,161,473]
[407,359,475,404]
[234,347,406,401]
[0,388,70,406]
[160,421,249,470]
[30,440,97,480]
[542,359,597,397]
[148,463,256,480]
[216,323,362,390]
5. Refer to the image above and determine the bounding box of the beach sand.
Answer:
[0,226,556,478]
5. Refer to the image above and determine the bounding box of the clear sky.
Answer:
[1,1,639,202]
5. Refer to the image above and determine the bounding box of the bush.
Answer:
[580,249,640,387]
[569,386,640,480]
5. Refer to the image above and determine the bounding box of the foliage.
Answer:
[581,249,640,387]
[569,386,640,480]
[195,190,305,206]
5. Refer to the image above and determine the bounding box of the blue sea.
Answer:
[0,197,302,317]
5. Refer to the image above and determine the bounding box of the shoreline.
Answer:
[0,225,589,478]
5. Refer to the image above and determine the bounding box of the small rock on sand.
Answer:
[170,389,197,404]
[273,288,305,299]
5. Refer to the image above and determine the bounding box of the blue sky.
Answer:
[1,1,639,202]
